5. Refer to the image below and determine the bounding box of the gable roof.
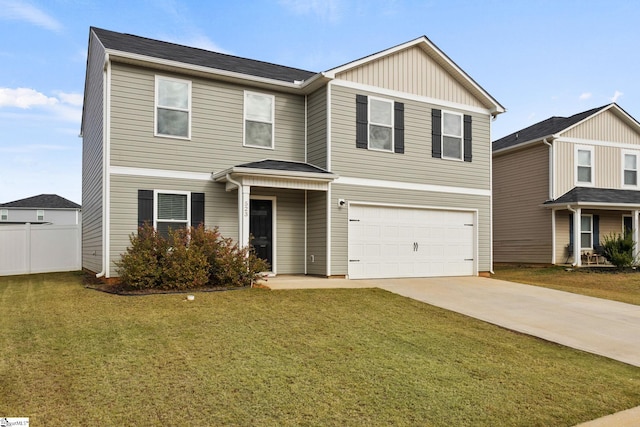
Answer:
[0,194,81,209]
[91,27,316,84]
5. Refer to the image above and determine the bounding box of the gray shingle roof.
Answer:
[545,187,640,205]
[236,159,332,174]
[0,194,81,209]
[493,105,610,151]
[92,27,317,83]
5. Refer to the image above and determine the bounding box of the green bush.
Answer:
[116,224,269,290]
[601,232,636,268]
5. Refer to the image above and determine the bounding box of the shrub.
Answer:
[601,232,636,268]
[116,224,269,290]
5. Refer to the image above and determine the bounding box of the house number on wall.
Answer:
[244,200,250,217]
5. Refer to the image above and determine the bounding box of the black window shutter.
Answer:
[431,109,442,158]
[191,192,205,228]
[138,189,153,228]
[463,114,472,162]
[394,102,404,154]
[356,94,368,149]
[568,214,574,253]
[593,215,600,250]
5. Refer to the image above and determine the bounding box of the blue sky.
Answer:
[1,0,638,204]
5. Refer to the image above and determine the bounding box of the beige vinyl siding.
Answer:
[81,32,106,274]
[335,45,486,109]
[564,109,640,145]
[307,87,327,169]
[108,175,237,276]
[555,212,572,263]
[306,191,327,276]
[493,144,552,263]
[330,183,491,275]
[330,85,491,190]
[108,63,306,173]
[252,188,305,275]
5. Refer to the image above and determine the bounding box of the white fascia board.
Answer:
[334,176,490,197]
[214,167,337,182]
[542,201,640,209]
[557,103,640,137]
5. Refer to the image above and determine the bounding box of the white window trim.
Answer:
[153,190,191,232]
[581,214,593,250]
[154,75,192,140]
[441,110,464,162]
[621,149,639,188]
[243,90,275,149]
[367,96,394,152]
[0,209,7,221]
[37,209,44,221]
[575,145,594,186]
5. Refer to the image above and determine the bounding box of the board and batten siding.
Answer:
[306,191,327,276]
[108,63,306,174]
[330,183,491,275]
[81,32,106,274]
[335,45,486,110]
[329,85,491,190]
[306,87,327,169]
[493,144,552,263]
[564,109,640,145]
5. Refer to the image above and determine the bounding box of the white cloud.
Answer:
[611,90,623,103]
[0,87,82,122]
[0,87,58,108]
[579,92,592,100]
[55,91,83,107]
[0,0,62,32]
[279,0,342,22]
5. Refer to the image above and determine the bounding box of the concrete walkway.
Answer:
[263,275,640,426]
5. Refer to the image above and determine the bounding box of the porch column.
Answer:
[574,208,581,267]
[633,210,639,263]
[551,208,556,264]
[240,185,251,248]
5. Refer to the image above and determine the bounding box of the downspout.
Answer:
[543,138,554,264]
[542,138,553,200]
[226,173,243,244]
[96,54,110,278]
[567,204,577,266]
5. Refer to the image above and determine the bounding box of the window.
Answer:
[244,91,274,148]
[155,76,191,138]
[37,210,44,221]
[576,146,593,185]
[623,151,638,186]
[623,215,632,238]
[368,97,393,151]
[0,209,7,221]
[581,214,593,249]
[154,191,190,238]
[442,111,463,160]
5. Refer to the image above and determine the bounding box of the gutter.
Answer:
[542,138,554,200]
[566,205,577,267]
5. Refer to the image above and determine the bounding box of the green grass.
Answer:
[1,272,639,426]
[493,265,640,305]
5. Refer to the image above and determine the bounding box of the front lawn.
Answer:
[1,272,639,426]
[493,265,640,305]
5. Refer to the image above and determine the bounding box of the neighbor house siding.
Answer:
[306,191,327,276]
[108,62,306,174]
[330,183,491,275]
[307,87,327,169]
[81,32,106,274]
[329,84,491,190]
[493,144,552,263]
[564,109,640,145]
[2,209,80,225]
[335,45,486,109]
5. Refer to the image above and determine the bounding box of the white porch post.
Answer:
[574,208,581,267]
[551,208,556,264]
[240,185,251,248]
[633,210,639,263]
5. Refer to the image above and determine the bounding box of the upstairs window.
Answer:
[244,91,274,149]
[623,152,638,186]
[155,191,190,238]
[155,76,191,138]
[0,209,7,221]
[431,109,472,162]
[37,210,44,221]
[576,146,593,185]
[355,94,404,154]
[442,111,463,160]
[368,97,394,151]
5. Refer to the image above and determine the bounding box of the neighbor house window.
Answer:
[623,151,638,186]
[581,214,593,249]
[0,209,7,221]
[154,191,190,238]
[442,111,463,160]
[368,97,394,151]
[576,146,593,185]
[155,76,191,138]
[37,210,44,221]
[244,91,274,148]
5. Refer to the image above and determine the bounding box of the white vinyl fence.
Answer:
[0,223,81,276]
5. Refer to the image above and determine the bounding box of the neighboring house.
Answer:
[0,194,81,225]
[81,27,504,280]
[493,103,640,266]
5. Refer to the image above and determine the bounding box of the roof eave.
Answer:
[213,167,338,182]
[493,134,558,156]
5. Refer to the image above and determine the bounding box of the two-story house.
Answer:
[81,27,504,280]
[493,103,640,266]
[0,194,81,225]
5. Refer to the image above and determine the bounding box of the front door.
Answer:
[250,199,273,269]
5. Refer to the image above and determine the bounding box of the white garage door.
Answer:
[348,205,475,279]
